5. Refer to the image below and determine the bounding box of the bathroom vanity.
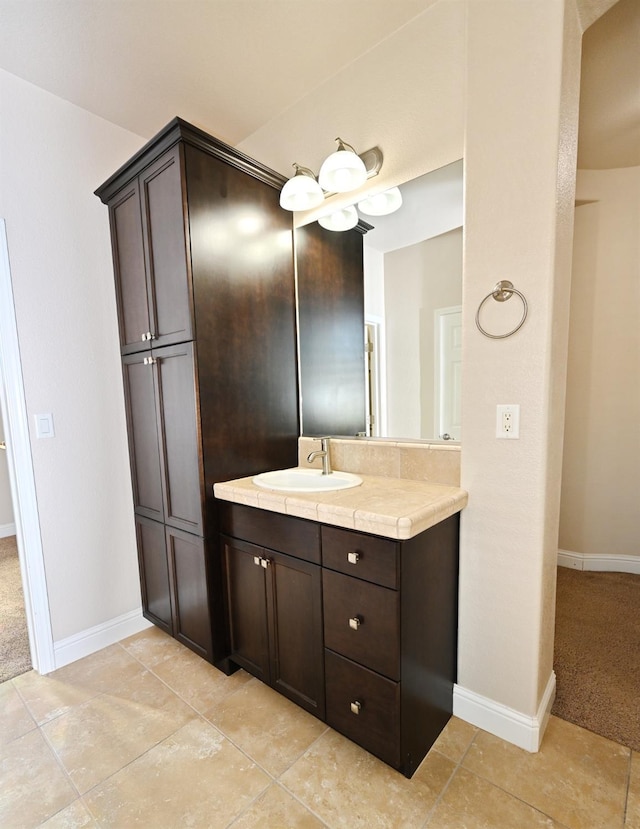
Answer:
[215,473,467,777]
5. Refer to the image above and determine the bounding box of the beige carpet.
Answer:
[0,535,32,683]
[552,566,640,751]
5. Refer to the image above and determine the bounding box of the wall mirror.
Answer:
[296,159,463,442]
[363,159,464,442]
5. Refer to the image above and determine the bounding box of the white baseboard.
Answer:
[0,522,16,538]
[558,549,640,575]
[453,671,556,752]
[53,609,153,671]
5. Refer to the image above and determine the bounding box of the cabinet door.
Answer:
[167,527,212,661]
[135,515,172,633]
[155,342,203,534]
[223,537,271,684]
[139,146,193,349]
[268,550,325,718]
[123,352,164,523]
[295,221,366,436]
[109,182,152,354]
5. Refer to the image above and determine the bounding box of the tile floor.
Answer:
[1,626,638,828]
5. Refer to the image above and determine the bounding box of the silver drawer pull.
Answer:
[349,615,362,630]
[260,558,271,569]
[253,556,261,566]
[347,551,360,565]
[350,700,362,715]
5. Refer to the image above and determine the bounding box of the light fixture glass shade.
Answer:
[318,139,367,193]
[279,165,324,211]
[317,205,359,232]
[357,187,403,216]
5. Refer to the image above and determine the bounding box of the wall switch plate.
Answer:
[496,404,519,439]
[34,413,55,439]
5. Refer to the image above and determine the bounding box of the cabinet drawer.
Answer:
[323,569,399,680]
[325,649,400,770]
[322,525,398,588]
[219,503,320,564]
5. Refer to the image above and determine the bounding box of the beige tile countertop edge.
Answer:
[214,473,468,540]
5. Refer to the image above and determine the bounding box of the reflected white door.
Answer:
[435,306,462,440]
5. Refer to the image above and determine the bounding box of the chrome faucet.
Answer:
[307,436,332,475]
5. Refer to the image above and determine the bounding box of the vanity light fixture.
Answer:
[318,137,368,193]
[317,205,359,232]
[279,164,325,211]
[279,140,383,212]
[357,186,403,217]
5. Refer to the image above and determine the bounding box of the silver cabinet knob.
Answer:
[253,556,261,567]
[143,356,157,366]
[347,551,360,565]
[141,331,156,342]
[350,700,362,715]
[349,615,362,630]
[260,558,271,569]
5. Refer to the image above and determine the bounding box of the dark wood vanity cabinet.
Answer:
[219,501,460,778]
[96,118,299,666]
[220,504,325,717]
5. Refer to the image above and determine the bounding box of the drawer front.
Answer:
[325,649,400,770]
[219,503,321,564]
[321,525,398,588]
[323,569,400,680]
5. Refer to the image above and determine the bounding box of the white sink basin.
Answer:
[252,467,362,493]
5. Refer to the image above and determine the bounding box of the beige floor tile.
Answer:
[48,645,147,694]
[280,728,456,829]
[230,783,327,828]
[0,728,77,829]
[205,678,327,777]
[127,630,252,714]
[42,668,196,794]
[426,766,563,828]
[12,669,97,726]
[462,716,629,829]
[119,625,186,666]
[430,715,478,763]
[626,752,640,828]
[39,798,98,828]
[83,718,270,829]
[0,680,36,744]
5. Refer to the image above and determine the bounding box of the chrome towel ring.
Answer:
[475,280,528,339]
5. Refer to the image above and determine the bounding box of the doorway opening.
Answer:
[0,219,54,678]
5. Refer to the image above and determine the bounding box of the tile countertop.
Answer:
[213,473,468,541]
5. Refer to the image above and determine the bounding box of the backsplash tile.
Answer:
[299,437,460,486]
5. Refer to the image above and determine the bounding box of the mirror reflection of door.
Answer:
[435,306,462,440]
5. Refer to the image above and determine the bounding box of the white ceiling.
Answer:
[0,0,437,147]
[0,0,636,169]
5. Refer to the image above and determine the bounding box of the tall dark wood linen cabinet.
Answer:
[95,118,299,668]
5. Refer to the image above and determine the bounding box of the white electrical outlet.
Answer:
[496,404,520,439]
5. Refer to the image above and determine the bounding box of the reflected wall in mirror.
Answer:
[363,160,463,441]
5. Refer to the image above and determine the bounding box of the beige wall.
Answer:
[560,166,640,559]
[0,69,145,641]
